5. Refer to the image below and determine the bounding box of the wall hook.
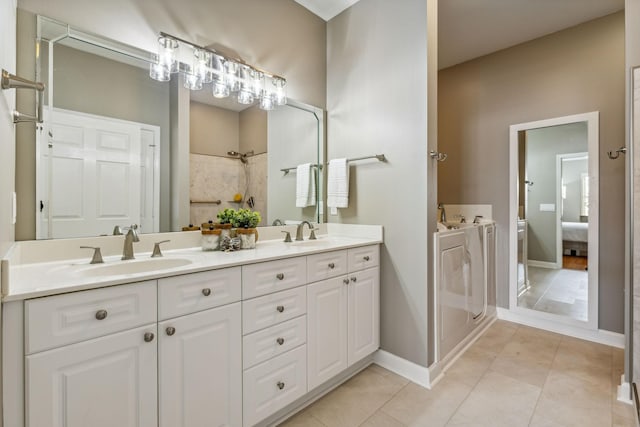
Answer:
[607,147,627,160]
[429,150,447,162]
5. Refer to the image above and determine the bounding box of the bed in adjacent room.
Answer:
[561,221,588,256]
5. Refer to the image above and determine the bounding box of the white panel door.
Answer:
[347,267,380,366]
[37,108,160,238]
[26,324,158,427]
[158,303,242,427]
[307,276,348,390]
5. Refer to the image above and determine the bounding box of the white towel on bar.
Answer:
[295,163,316,207]
[327,158,349,208]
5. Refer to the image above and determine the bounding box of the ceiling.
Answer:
[294,0,624,69]
[438,0,624,69]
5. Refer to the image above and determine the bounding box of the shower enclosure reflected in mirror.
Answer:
[19,14,323,239]
[509,112,599,330]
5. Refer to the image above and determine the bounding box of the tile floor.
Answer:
[279,320,636,427]
[518,267,588,321]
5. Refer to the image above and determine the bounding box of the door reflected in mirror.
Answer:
[510,113,599,328]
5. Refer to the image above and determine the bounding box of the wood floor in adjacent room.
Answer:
[279,320,634,427]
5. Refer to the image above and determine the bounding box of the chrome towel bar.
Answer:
[281,154,387,175]
[1,69,45,124]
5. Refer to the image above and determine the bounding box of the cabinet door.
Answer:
[347,267,380,366]
[158,303,242,427]
[307,276,348,390]
[26,324,158,427]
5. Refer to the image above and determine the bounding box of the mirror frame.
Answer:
[508,111,599,330]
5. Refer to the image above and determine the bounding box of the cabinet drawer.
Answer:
[243,287,306,334]
[243,315,306,369]
[242,257,307,299]
[307,250,348,283]
[243,345,307,427]
[348,245,380,272]
[158,267,241,320]
[25,281,157,355]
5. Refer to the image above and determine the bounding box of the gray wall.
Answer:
[439,12,625,333]
[239,106,267,155]
[190,102,239,157]
[524,123,587,263]
[328,0,431,366]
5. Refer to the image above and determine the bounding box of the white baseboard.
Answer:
[497,307,625,348]
[527,260,560,269]
[618,375,633,404]
[373,350,432,389]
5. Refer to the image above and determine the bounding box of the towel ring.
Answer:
[607,147,627,160]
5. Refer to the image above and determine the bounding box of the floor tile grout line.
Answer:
[525,332,561,426]
[356,381,411,427]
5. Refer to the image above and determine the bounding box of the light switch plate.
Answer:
[330,207,338,215]
[539,203,555,212]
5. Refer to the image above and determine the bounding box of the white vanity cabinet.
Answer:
[307,246,380,391]
[24,282,159,427]
[157,268,242,427]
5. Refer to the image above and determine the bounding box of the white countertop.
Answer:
[2,224,383,301]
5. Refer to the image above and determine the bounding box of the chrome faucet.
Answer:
[438,203,447,223]
[295,221,314,241]
[122,224,140,260]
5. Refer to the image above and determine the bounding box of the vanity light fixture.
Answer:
[149,32,287,110]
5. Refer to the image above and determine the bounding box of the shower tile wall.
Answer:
[190,153,268,227]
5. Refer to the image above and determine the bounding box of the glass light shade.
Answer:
[213,81,230,98]
[149,62,170,82]
[194,49,213,83]
[211,55,225,82]
[184,73,203,90]
[259,93,275,110]
[252,70,264,97]
[238,89,254,104]
[225,61,240,92]
[273,77,287,105]
[157,36,178,73]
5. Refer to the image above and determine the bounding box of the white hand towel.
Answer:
[327,158,349,208]
[295,163,316,207]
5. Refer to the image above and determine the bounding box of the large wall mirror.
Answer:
[18,14,324,240]
[509,112,599,330]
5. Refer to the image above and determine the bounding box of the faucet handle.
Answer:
[473,215,484,224]
[309,228,318,240]
[112,226,123,235]
[80,246,104,264]
[281,231,292,243]
[151,240,170,258]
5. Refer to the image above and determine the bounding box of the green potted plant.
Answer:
[232,209,262,249]
[215,208,237,237]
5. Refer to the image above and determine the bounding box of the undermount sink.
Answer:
[76,257,193,277]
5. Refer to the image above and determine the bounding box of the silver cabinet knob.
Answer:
[328,263,335,269]
[351,276,357,282]
[343,278,350,285]
[276,273,284,280]
[166,327,176,336]
[277,381,285,390]
[276,337,285,345]
[363,256,370,261]
[144,332,155,342]
[276,305,285,313]
[202,288,212,296]
[95,309,108,320]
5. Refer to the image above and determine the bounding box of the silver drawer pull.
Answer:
[276,273,285,280]
[343,278,350,285]
[144,332,155,343]
[277,381,285,390]
[276,337,285,345]
[351,276,357,282]
[166,327,176,336]
[363,256,370,261]
[276,305,285,313]
[202,288,212,296]
[95,309,108,320]
[328,263,335,269]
